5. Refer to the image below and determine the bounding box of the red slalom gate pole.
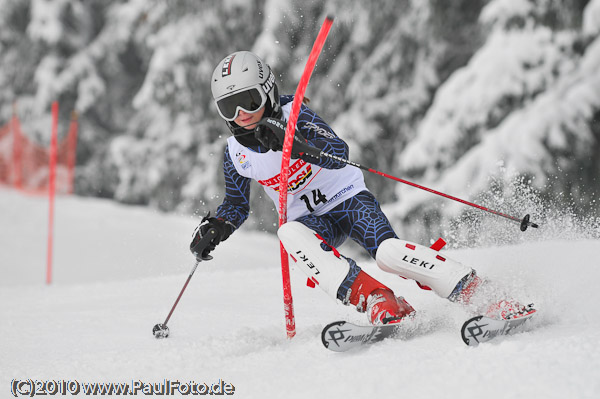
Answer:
[46,102,59,285]
[277,15,334,339]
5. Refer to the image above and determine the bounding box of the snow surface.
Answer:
[1,188,599,399]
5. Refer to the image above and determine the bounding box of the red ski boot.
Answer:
[365,288,415,325]
[485,300,536,320]
[346,270,415,325]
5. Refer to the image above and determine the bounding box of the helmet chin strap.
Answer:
[225,121,265,149]
[228,122,258,136]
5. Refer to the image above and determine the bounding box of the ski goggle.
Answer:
[215,86,267,121]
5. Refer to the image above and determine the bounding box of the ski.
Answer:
[322,310,537,351]
[461,311,536,346]
[321,320,401,352]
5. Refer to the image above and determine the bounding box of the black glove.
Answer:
[190,214,234,260]
[254,122,284,152]
[254,117,321,159]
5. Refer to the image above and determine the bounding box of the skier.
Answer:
[190,51,532,325]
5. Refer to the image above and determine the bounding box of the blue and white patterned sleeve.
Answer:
[215,146,251,229]
[296,104,349,170]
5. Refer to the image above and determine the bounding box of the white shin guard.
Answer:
[375,238,472,299]
[277,221,349,301]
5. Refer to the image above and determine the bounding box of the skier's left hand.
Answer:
[190,214,234,260]
[254,121,284,152]
[254,117,321,158]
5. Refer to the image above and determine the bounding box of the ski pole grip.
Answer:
[202,228,218,261]
[190,227,218,261]
[294,137,322,158]
[258,117,322,159]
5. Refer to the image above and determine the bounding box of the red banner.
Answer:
[0,105,78,195]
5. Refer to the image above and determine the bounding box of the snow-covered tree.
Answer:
[1,0,597,241]
[388,0,600,242]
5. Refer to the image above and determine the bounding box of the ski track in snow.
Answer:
[1,188,599,399]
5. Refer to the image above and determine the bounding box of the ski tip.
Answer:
[321,320,346,349]
[461,315,483,346]
[461,311,537,346]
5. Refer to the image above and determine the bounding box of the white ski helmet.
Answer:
[211,51,280,122]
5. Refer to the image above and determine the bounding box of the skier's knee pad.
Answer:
[278,221,351,301]
[375,238,472,299]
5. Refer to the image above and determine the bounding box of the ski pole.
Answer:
[257,116,540,231]
[152,228,217,339]
[319,151,539,231]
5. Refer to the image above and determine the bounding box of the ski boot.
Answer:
[365,289,415,325]
[345,270,415,325]
[486,300,536,321]
[449,272,537,320]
